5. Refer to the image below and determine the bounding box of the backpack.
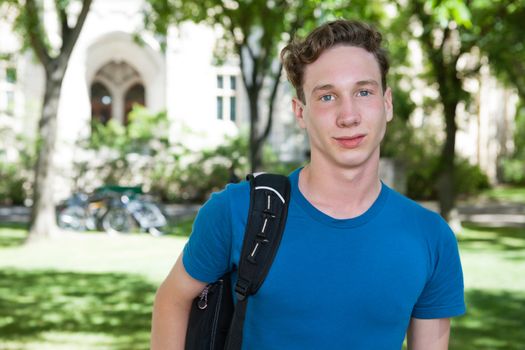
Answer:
[185,173,291,350]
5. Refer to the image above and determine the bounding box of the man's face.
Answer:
[293,45,393,170]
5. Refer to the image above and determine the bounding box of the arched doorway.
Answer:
[124,83,145,124]
[90,61,144,125]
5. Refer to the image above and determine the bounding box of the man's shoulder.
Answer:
[195,180,250,221]
[384,185,447,226]
[207,179,250,203]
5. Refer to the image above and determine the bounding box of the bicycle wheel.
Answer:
[102,208,134,235]
[147,226,165,237]
[57,205,88,231]
[136,202,167,227]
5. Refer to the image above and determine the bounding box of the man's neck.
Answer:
[298,158,382,219]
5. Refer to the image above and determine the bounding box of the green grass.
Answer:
[0,222,28,248]
[450,223,525,350]
[0,269,154,350]
[480,186,525,203]
[0,226,188,350]
[163,216,194,237]
[0,222,524,349]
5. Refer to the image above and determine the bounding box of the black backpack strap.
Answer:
[225,173,291,350]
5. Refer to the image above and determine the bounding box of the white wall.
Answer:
[55,0,166,199]
[165,22,239,150]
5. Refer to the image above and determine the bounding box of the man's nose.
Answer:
[336,97,361,128]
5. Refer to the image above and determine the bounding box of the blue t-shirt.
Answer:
[183,169,465,349]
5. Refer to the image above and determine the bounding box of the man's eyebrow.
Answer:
[310,84,334,96]
[310,80,380,96]
[355,79,380,87]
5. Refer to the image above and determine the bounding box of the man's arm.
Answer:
[407,318,451,350]
[151,253,207,350]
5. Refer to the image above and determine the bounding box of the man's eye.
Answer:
[320,95,335,102]
[357,90,371,97]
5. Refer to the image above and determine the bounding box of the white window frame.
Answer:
[216,71,238,122]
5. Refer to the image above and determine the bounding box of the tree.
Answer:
[145,0,384,172]
[399,0,523,219]
[2,0,93,241]
[473,0,525,100]
[405,0,472,220]
[146,0,318,172]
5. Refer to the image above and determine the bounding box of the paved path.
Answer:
[2,201,524,228]
[457,202,525,228]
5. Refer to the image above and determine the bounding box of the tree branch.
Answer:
[260,60,283,143]
[258,10,304,146]
[25,0,51,67]
[237,43,250,90]
[55,0,71,48]
[243,38,261,91]
[60,0,93,59]
[439,26,450,53]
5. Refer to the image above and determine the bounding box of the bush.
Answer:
[455,158,491,197]
[73,108,253,203]
[72,107,171,193]
[263,146,306,177]
[406,156,440,200]
[499,158,525,185]
[0,162,27,205]
[0,130,34,205]
[406,154,490,200]
[166,135,250,203]
[498,104,525,185]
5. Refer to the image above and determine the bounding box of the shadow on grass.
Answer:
[1,270,524,350]
[0,222,27,248]
[164,216,194,237]
[451,289,525,350]
[0,268,157,349]
[482,186,525,204]
[460,223,525,257]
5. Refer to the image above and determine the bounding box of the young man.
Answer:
[151,20,465,350]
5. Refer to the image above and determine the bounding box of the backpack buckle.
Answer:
[235,278,250,301]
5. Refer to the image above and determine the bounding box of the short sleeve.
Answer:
[182,188,233,283]
[412,218,466,319]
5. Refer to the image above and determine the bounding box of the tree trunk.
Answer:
[434,51,464,220]
[27,71,63,242]
[437,99,458,221]
[22,0,92,242]
[247,86,262,173]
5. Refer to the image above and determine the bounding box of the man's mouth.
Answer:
[333,135,366,149]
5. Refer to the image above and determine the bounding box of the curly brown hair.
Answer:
[281,19,389,102]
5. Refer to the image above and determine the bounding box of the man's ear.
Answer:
[292,98,306,129]
[384,87,393,122]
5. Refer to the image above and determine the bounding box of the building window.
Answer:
[124,83,145,125]
[1,64,16,115]
[230,96,236,122]
[216,74,237,122]
[90,82,112,125]
[6,91,14,114]
[217,96,224,120]
[92,61,143,125]
[6,67,16,84]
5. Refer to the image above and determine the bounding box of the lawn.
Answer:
[451,224,525,350]
[0,223,187,350]
[479,186,525,203]
[0,221,524,349]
